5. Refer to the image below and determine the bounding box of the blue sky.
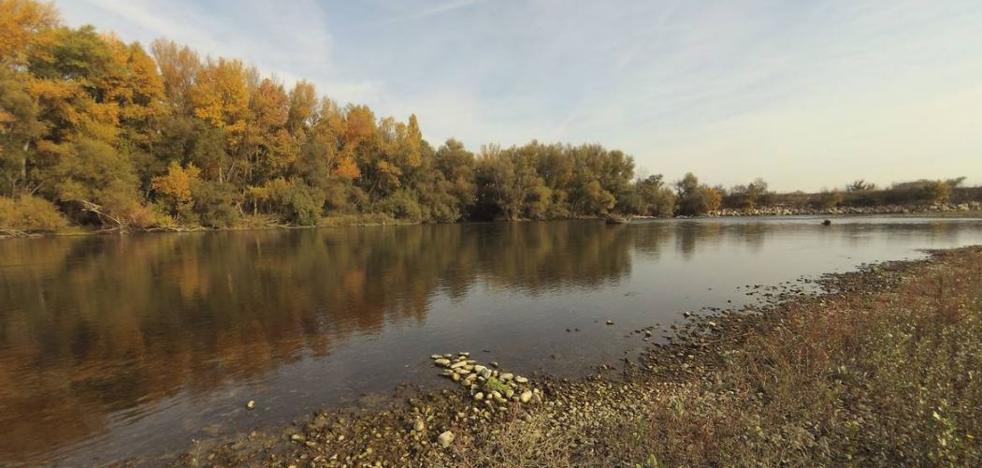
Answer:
[57,0,982,191]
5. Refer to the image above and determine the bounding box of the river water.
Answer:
[1,216,981,465]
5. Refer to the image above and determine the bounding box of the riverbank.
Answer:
[5,206,982,241]
[0,213,415,240]
[170,245,982,467]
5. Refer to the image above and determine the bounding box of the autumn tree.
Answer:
[150,39,200,114]
[286,80,317,134]
[0,0,58,65]
[244,78,292,183]
[152,161,200,222]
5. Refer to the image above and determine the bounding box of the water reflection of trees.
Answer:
[475,222,634,291]
[0,222,635,460]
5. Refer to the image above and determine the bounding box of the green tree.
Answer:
[629,174,676,217]
[675,173,720,216]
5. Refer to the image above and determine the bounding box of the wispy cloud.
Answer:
[406,0,486,21]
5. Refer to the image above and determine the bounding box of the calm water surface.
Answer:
[2,216,982,464]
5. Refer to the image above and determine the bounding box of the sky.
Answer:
[56,0,982,191]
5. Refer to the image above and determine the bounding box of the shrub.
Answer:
[0,195,69,232]
[377,190,422,222]
[192,181,242,228]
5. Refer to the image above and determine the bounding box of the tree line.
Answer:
[0,0,977,233]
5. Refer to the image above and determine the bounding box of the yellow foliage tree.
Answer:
[334,155,360,179]
[150,38,200,113]
[0,0,58,64]
[152,162,200,202]
[190,57,250,138]
[286,80,317,133]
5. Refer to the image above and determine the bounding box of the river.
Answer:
[1,216,981,465]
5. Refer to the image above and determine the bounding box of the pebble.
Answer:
[245,400,256,410]
[520,391,533,403]
[437,431,455,448]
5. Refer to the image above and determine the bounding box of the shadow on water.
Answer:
[0,217,980,463]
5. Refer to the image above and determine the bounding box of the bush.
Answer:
[814,190,844,210]
[192,181,242,228]
[377,190,422,222]
[0,195,69,232]
[278,183,324,226]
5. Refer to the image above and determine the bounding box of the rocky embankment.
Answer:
[709,201,982,217]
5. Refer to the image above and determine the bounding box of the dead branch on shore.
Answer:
[75,199,127,230]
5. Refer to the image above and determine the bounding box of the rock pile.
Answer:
[709,201,982,217]
[431,352,541,412]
